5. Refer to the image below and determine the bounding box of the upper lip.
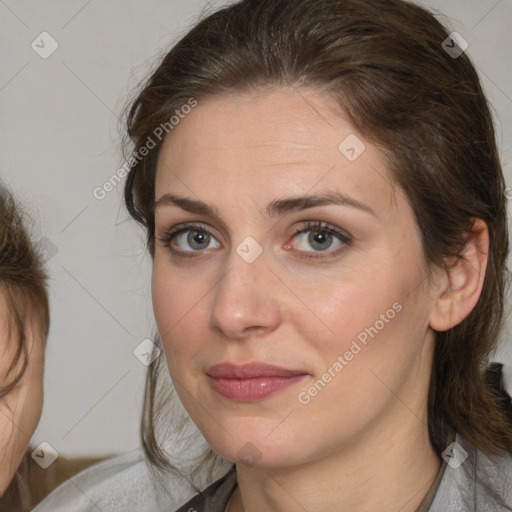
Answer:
[207,362,308,379]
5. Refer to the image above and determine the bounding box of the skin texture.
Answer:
[152,87,489,512]
[0,300,45,496]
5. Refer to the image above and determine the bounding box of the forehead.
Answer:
[155,87,402,221]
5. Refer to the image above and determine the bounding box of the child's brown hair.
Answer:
[0,184,50,509]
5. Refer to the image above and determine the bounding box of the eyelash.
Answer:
[157,220,351,260]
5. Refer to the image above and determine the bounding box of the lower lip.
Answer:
[209,375,308,401]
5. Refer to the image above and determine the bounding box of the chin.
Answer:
[205,427,302,469]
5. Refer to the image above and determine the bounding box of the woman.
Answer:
[34,0,512,510]
[0,184,50,509]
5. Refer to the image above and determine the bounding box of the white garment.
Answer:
[428,431,512,511]
[31,448,198,512]
[32,431,512,512]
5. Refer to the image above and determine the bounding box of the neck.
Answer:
[228,413,441,512]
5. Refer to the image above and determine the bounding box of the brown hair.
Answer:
[0,184,50,507]
[122,0,512,501]
[0,186,49,397]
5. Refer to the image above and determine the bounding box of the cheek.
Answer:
[151,261,208,373]
[20,379,43,436]
[14,353,45,444]
[307,276,426,407]
[290,262,408,355]
[0,352,43,452]
[290,259,425,413]
[0,383,42,484]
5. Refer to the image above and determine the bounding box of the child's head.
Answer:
[0,184,49,496]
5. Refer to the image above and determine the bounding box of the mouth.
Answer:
[206,362,309,401]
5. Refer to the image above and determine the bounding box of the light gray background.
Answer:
[0,0,511,458]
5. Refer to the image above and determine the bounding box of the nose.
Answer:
[208,247,282,340]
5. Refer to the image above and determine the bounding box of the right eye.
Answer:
[158,223,222,257]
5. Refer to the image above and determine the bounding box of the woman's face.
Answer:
[0,302,45,494]
[152,87,442,468]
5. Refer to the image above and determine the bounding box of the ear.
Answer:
[429,218,489,332]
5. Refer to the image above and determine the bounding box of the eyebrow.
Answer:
[154,191,377,218]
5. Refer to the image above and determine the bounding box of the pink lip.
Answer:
[207,362,308,401]
[207,362,307,378]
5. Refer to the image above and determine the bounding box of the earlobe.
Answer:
[429,218,489,332]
